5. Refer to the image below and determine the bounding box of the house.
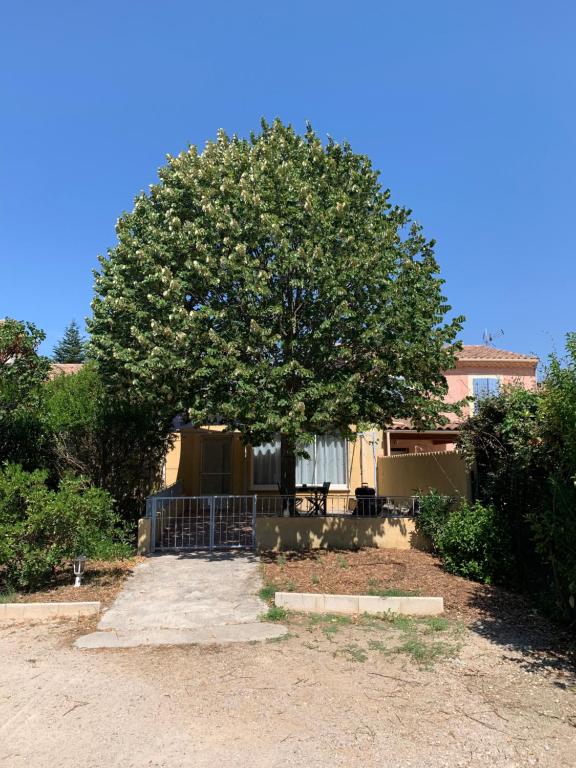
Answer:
[384,345,538,455]
[163,345,538,502]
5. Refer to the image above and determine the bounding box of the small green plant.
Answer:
[337,643,367,663]
[336,556,349,569]
[381,613,416,632]
[423,617,450,633]
[311,574,320,585]
[283,580,296,592]
[262,605,287,622]
[0,587,16,604]
[367,639,388,652]
[392,638,457,667]
[307,613,353,640]
[277,554,287,566]
[259,583,276,602]
[308,613,352,629]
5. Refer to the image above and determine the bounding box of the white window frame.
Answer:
[251,436,349,491]
[470,375,500,414]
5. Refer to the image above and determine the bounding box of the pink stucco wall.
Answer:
[387,359,538,455]
[444,362,537,419]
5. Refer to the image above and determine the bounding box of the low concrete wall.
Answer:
[138,517,152,555]
[255,516,427,552]
[378,451,471,499]
[0,602,101,621]
[275,592,443,616]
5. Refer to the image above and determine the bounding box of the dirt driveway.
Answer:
[1,608,574,768]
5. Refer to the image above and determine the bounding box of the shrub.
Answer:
[435,500,513,584]
[0,464,131,591]
[415,490,453,547]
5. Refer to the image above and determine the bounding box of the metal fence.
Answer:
[145,492,419,551]
[148,495,256,552]
[254,494,420,517]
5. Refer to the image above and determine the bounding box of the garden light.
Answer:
[73,555,86,587]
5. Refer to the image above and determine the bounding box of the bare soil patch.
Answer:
[4,558,141,608]
[1,613,575,768]
[261,548,575,679]
[262,548,542,622]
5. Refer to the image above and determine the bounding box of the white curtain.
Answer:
[253,435,347,486]
[315,435,347,485]
[295,442,315,486]
[252,440,280,486]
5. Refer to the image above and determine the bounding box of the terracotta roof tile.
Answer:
[49,363,84,378]
[456,345,538,363]
[389,418,461,432]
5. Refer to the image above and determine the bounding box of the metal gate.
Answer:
[150,495,257,552]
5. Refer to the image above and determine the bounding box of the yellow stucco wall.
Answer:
[164,428,247,495]
[378,451,470,498]
[137,517,151,555]
[255,516,428,552]
[164,428,383,496]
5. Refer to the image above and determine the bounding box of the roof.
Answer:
[390,418,461,432]
[49,363,84,378]
[456,345,538,363]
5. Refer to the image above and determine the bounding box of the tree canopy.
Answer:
[90,120,463,489]
[52,320,87,363]
[0,319,51,469]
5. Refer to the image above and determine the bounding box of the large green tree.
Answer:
[90,120,463,492]
[43,363,173,520]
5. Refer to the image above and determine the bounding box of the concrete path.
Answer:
[75,553,286,648]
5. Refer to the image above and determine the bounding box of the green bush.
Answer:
[43,363,173,521]
[416,490,453,546]
[435,500,513,584]
[0,464,131,591]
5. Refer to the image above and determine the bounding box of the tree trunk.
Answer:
[280,434,296,494]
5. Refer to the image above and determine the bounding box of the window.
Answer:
[201,437,232,494]
[296,436,348,487]
[472,377,500,413]
[252,435,348,488]
[252,441,280,487]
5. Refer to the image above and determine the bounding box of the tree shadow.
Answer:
[466,583,575,681]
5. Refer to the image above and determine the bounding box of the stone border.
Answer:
[0,602,101,621]
[275,592,443,616]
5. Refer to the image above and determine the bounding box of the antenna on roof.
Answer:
[482,328,504,346]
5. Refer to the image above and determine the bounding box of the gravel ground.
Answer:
[1,610,575,768]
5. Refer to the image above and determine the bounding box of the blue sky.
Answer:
[1,1,574,364]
